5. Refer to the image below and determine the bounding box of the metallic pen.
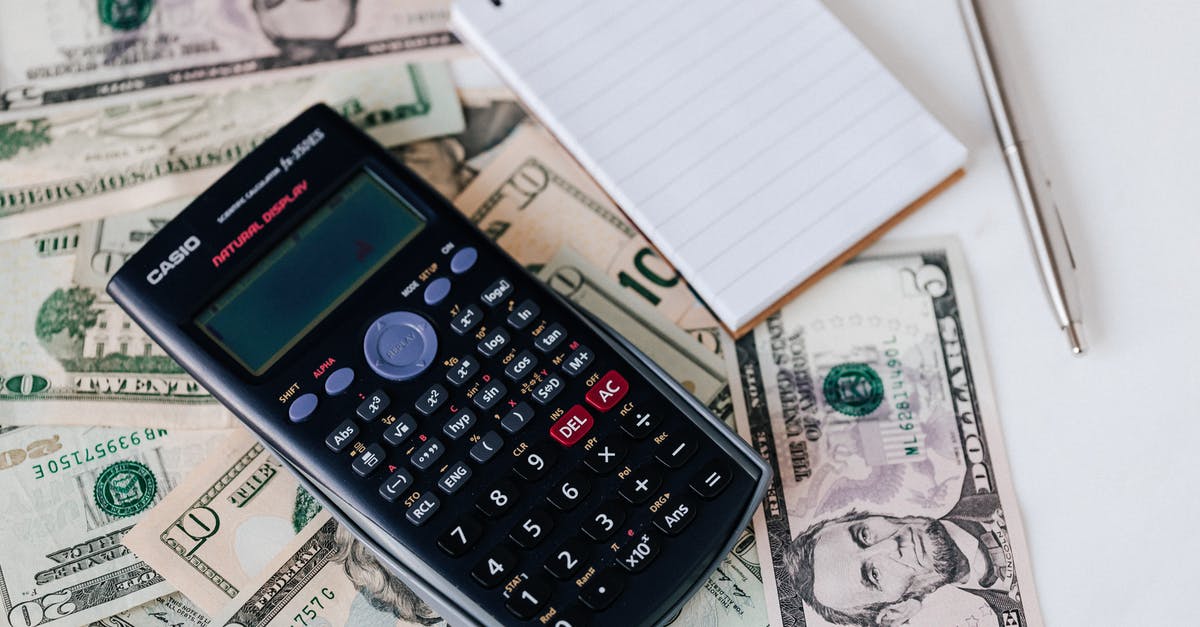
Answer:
[959,0,1088,355]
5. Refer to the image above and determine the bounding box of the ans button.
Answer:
[363,311,438,382]
[288,393,317,423]
[423,277,451,305]
[323,367,354,396]
[450,247,478,274]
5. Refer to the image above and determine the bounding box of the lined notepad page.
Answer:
[453,0,966,332]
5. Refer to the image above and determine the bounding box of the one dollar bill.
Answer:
[725,240,1043,627]
[0,0,459,119]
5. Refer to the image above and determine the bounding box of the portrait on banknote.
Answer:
[328,524,442,626]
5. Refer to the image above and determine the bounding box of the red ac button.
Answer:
[585,370,628,412]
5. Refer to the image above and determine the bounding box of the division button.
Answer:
[549,404,593,447]
[324,419,359,453]
[437,515,483,557]
[579,569,626,611]
[442,408,477,440]
[561,345,593,376]
[531,373,565,406]
[438,461,472,494]
[423,277,451,305]
[534,322,567,353]
[652,495,698,536]
[616,530,662,573]
[405,493,440,526]
[352,443,386,478]
[506,575,553,619]
[476,327,510,357]
[655,434,697,469]
[690,459,733,499]
[480,277,513,307]
[473,379,507,410]
[506,299,540,330]
[583,436,628,475]
[382,414,417,446]
[469,430,504,464]
[619,409,661,439]
[584,370,628,412]
[445,355,480,386]
[356,390,389,422]
[379,468,414,503]
[471,545,517,588]
[323,367,354,396]
[504,350,538,381]
[500,402,535,434]
[288,393,318,423]
[450,246,478,274]
[618,466,662,504]
[363,311,438,382]
[414,384,448,416]
[450,304,484,335]
[410,438,445,471]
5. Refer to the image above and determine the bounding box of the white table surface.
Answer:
[819,1,1200,624]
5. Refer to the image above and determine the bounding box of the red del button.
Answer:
[585,370,628,412]
[550,404,594,447]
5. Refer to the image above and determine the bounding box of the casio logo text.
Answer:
[146,235,201,285]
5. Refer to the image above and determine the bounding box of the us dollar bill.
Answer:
[0,425,230,627]
[87,594,209,627]
[122,429,323,616]
[724,240,1043,627]
[212,512,442,627]
[0,62,464,240]
[453,125,723,354]
[0,0,459,119]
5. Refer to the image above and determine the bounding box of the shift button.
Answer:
[288,393,317,423]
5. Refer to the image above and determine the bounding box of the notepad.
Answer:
[452,0,966,336]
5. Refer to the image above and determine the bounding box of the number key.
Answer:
[547,471,591,511]
[505,575,553,620]
[508,509,554,549]
[437,515,483,557]
[513,442,557,481]
[581,501,625,541]
[476,479,519,519]
[471,545,517,588]
[545,537,589,580]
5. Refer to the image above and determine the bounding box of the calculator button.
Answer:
[382,413,417,446]
[324,419,359,453]
[507,299,540,329]
[506,575,553,619]
[356,390,389,422]
[442,408,477,439]
[438,461,472,494]
[437,515,483,557]
[513,442,558,481]
[549,607,590,627]
[406,493,440,526]
[619,409,661,439]
[504,350,538,381]
[288,393,317,423]
[546,472,591,511]
[691,459,733,498]
[450,305,484,335]
[378,468,413,502]
[469,431,504,464]
[534,323,567,353]
[414,384,448,416]
[585,370,628,412]
[476,327,510,357]
[500,402,534,434]
[352,443,386,478]
[550,404,593,447]
[619,466,662,504]
[562,345,593,376]
[582,436,628,474]
[473,379,507,410]
[363,311,438,382]
[476,479,519,518]
[652,495,697,536]
[509,509,554,549]
[579,569,625,611]
[450,246,478,274]
[616,530,662,573]
[423,277,451,305]
[581,501,625,541]
[445,355,480,386]
[410,438,445,470]
[323,367,354,396]
[655,434,697,469]
[480,277,513,307]
[545,538,589,580]
[531,373,566,406]
[472,546,518,588]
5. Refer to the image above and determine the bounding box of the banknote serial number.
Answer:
[32,429,168,479]
[883,341,921,457]
[291,587,336,627]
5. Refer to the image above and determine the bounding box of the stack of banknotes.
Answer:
[0,2,1043,626]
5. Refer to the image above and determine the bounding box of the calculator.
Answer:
[108,105,769,626]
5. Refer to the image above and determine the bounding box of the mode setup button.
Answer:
[363,311,438,381]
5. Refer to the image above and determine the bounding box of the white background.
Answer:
[819,1,1199,624]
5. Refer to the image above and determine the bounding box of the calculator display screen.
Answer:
[196,171,425,374]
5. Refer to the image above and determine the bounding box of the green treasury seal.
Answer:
[822,363,884,417]
[99,0,154,31]
[94,460,157,517]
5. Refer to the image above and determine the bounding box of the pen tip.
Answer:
[1066,321,1087,356]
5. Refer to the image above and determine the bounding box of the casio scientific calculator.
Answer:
[108,104,770,627]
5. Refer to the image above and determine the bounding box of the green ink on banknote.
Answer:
[822,363,884,417]
[98,0,154,31]
[292,487,322,532]
[94,459,157,517]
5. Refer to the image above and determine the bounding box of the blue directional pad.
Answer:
[363,311,438,381]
